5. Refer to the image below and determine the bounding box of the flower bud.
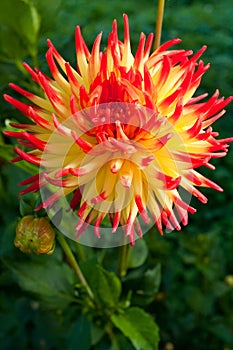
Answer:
[15,215,55,254]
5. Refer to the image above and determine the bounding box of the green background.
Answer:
[0,0,233,349]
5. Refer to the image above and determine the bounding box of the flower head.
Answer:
[4,14,232,245]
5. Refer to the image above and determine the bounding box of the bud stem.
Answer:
[154,0,165,50]
[57,232,94,301]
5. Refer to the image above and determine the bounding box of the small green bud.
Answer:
[15,215,55,254]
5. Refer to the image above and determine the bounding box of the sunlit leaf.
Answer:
[111,307,159,350]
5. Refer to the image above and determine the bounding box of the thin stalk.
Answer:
[106,324,120,350]
[57,232,94,301]
[117,240,131,278]
[154,0,165,50]
[32,50,39,69]
[74,242,86,262]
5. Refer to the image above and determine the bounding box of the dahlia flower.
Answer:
[4,14,232,245]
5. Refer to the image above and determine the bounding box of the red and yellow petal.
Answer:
[3,14,232,244]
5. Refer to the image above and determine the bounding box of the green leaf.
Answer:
[127,239,148,269]
[0,26,27,62]
[67,314,91,350]
[111,307,159,350]
[19,194,37,216]
[91,324,105,346]
[92,334,111,350]
[31,0,62,34]
[82,262,121,309]
[123,264,161,306]
[0,0,40,59]
[139,264,161,296]
[109,333,135,350]
[5,257,76,309]
[0,0,40,43]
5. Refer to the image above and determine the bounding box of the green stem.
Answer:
[57,232,94,301]
[154,0,165,50]
[74,242,86,262]
[31,48,39,69]
[106,324,120,350]
[117,241,130,278]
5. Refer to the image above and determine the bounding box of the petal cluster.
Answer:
[4,14,232,244]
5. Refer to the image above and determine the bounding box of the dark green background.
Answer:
[0,0,233,349]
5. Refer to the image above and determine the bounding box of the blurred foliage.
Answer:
[0,0,233,349]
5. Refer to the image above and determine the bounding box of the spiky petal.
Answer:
[4,14,233,245]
